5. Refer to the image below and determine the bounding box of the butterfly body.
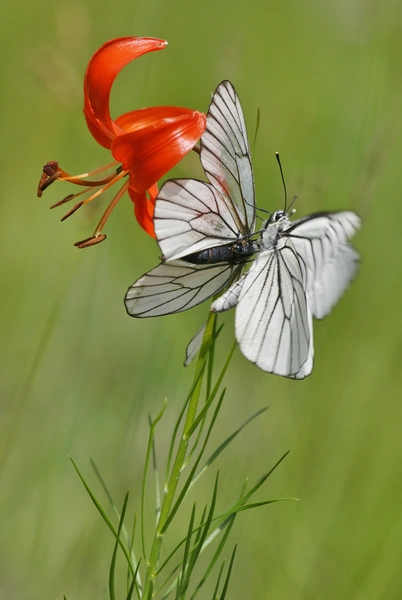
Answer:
[184,239,258,265]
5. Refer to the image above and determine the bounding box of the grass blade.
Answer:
[126,558,142,600]
[164,353,208,487]
[211,562,225,600]
[176,503,197,598]
[180,472,220,594]
[187,343,236,438]
[141,401,167,559]
[109,492,129,600]
[91,459,142,591]
[218,544,237,600]
[69,458,135,576]
[159,392,225,536]
[189,406,268,489]
[189,514,236,599]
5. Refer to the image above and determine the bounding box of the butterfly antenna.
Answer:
[288,194,298,214]
[275,152,288,212]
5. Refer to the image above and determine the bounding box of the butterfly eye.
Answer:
[269,210,285,223]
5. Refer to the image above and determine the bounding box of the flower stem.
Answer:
[142,313,216,599]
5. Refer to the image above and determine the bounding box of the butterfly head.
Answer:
[269,210,286,224]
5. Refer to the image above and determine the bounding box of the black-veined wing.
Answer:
[232,243,313,378]
[211,210,361,378]
[125,80,256,322]
[282,211,361,319]
[125,261,242,318]
[154,179,250,262]
[201,80,255,233]
[154,80,255,263]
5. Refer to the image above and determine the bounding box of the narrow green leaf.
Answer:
[141,401,167,559]
[143,317,218,600]
[187,343,236,438]
[177,504,196,598]
[237,450,290,506]
[218,544,237,600]
[164,352,208,486]
[69,458,135,576]
[126,558,142,600]
[189,515,236,599]
[181,472,220,593]
[174,572,182,600]
[215,497,298,520]
[211,562,225,600]
[206,317,220,398]
[91,459,142,590]
[156,505,206,582]
[194,312,217,375]
[151,416,161,524]
[109,492,129,600]
[157,563,181,600]
[127,514,141,598]
[90,458,114,504]
[189,407,268,489]
[159,392,225,536]
[200,477,250,552]
[184,322,225,465]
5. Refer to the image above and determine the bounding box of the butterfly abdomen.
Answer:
[184,240,257,265]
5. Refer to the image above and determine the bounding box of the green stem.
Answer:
[142,313,216,599]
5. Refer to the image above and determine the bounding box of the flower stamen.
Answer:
[60,200,85,221]
[74,180,131,249]
[40,159,129,227]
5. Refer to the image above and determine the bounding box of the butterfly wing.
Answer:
[228,210,360,377]
[154,80,255,262]
[201,80,256,233]
[125,261,242,318]
[282,211,361,318]
[233,242,313,377]
[155,179,246,262]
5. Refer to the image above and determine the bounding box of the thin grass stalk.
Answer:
[159,391,226,536]
[142,312,217,598]
[90,459,142,591]
[218,544,237,599]
[164,352,209,489]
[189,515,236,600]
[69,458,136,579]
[109,493,129,600]
[141,403,167,559]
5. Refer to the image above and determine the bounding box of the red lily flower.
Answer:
[38,37,206,247]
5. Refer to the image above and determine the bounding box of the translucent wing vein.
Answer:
[125,261,241,318]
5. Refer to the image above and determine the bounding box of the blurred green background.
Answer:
[1,0,402,598]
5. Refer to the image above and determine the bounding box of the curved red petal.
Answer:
[111,110,206,192]
[128,186,157,237]
[84,37,167,146]
[84,112,114,149]
[115,106,200,132]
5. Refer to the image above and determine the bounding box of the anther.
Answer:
[50,194,75,209]
[61,200,85,221]
[74,235,107,249]
[37,161,62,196]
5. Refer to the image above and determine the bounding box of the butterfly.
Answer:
[124,80,361,378]
[125,80,257,316]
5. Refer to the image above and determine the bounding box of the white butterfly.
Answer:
[124,80,361,378]
[210,209,361,378]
